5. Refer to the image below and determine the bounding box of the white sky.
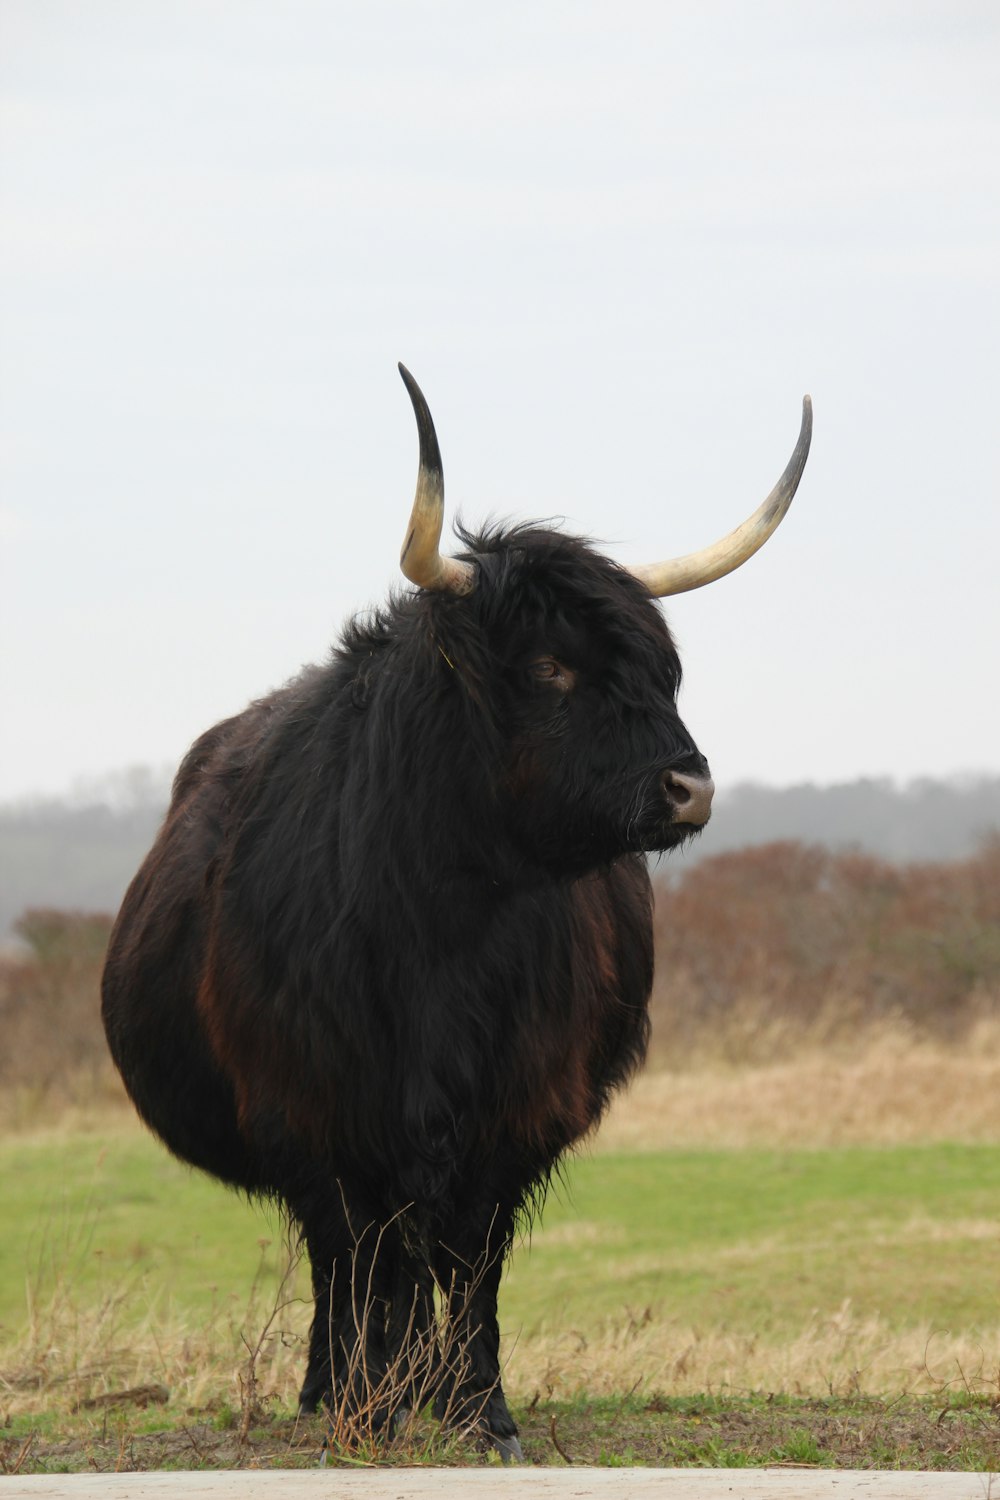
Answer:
[1,1,998,801]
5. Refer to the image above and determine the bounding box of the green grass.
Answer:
[0,1128,287,1335]
[506,1143,1000,1336]
[3,1127,999,1348]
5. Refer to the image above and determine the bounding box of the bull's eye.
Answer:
[529,658,574,691]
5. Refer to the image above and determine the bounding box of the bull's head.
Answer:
[394,364,812,869]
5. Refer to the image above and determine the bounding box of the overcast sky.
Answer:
[1,1,998,803]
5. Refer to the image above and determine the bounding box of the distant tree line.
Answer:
[0,798,165,943]
[692,775,1000,865]
[3,771,998,941]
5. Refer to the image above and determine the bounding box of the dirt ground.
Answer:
[4,1392,1000,1478]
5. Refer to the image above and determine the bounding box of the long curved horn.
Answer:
[398,364,475,595]
[630,396,813,597]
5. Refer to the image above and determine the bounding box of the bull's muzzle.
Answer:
[662,770,715,828]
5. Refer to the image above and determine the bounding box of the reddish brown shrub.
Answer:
[0,908,123,1115]
[650,836,1000,1061]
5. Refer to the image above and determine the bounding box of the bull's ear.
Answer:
[630,396,812,597]
[398,365,476,595]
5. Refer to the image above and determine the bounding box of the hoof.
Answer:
[298,1385,331,1416]
[490,1432,525,1464]
[389,1404,413,1439]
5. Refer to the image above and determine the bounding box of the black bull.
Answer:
[101,368,811,1458]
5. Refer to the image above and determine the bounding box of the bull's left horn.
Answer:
[398,364,475,595]
[630,396,813,597]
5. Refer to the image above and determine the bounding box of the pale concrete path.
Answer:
[1,1471,996,1498]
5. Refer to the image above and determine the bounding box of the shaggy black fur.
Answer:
[101,521,710,1448]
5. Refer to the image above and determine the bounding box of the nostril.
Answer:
[663,776,691,807]
[663,770,715,827]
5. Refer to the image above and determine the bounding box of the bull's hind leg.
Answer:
[384,1253,437,1418]
[299,1254,338,1416]
[432,1200,523,1462]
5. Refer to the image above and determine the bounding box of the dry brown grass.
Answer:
[0,1246,309,1424]
[7,1024,1000,1151]
[7,1286,1000,1474]
[504,1306,1000,1403]
[5,1255,999,1422]
[600,1022,1000,1152]
[6,1021,1000,1151]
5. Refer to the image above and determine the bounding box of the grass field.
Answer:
[3,1069,1000,1473]
[1,1129,286,1332]
[3,1124,1000,1399]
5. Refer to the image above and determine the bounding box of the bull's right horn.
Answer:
[398,364,476,595]
[630,396,813,597]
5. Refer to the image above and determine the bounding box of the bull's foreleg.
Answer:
[296,1198,401,1432]
[431,1201,523,1462]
